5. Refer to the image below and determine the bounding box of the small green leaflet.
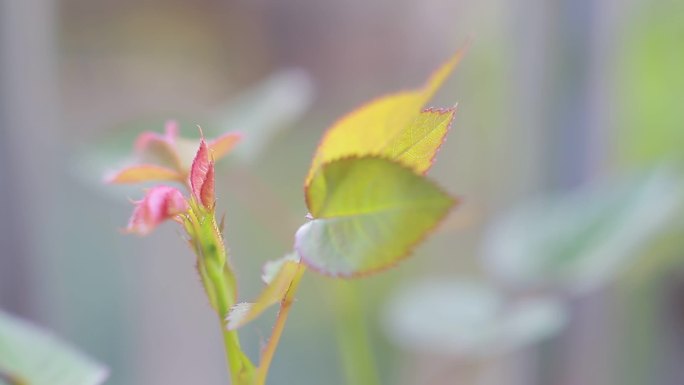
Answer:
[0,310,108,385]
[226,254,302,330]
[296,156,456,277]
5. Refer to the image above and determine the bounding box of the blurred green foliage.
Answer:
[617,1,684,167]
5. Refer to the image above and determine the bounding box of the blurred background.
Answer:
[2,0,684,384]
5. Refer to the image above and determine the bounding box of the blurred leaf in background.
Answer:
[212,69,314,164]
[482,168,684,295]
[0,310,108,385]
[382,278,567,357]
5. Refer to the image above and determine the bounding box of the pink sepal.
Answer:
[134,120,179,154]
[126,185,188,235]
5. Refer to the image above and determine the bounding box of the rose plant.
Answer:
[106,46,466,385]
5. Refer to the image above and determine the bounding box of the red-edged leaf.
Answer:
[190,138,215,209]
[384,107,457,174]
[105,164,181,184]
[126,186,188,236]
[209,132,242,161]
[304,46,466,186]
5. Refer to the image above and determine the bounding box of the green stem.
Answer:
[255,266,305,385]
[188,205,254,384]
[207,261,254,385]
[331,281,382,385]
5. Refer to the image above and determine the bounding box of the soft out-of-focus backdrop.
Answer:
[2,0,684,384]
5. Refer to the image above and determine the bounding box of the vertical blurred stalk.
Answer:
[0,8,31,315]
[331,281,382,385]
[506,0,622,384]
[536,0,597,191]
[617,279,660,385]
[0,0,59,318]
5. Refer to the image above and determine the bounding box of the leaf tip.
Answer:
[225,302,252,331]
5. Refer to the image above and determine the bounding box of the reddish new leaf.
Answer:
[105,164,181,184]
[135,120,178,152]
[134,120,182,169]
[209,132,243,161]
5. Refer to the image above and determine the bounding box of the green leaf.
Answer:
[296,156,456,277]
[0,310,108,385]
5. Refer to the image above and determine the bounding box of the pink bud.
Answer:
[126,186,188,236]
[190,137,215,209]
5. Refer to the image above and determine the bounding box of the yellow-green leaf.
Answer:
[105,164,181,184]
[296,156,456,277]
[226,256,302,330]
[305,48,465,185]
[384,107,456,174]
